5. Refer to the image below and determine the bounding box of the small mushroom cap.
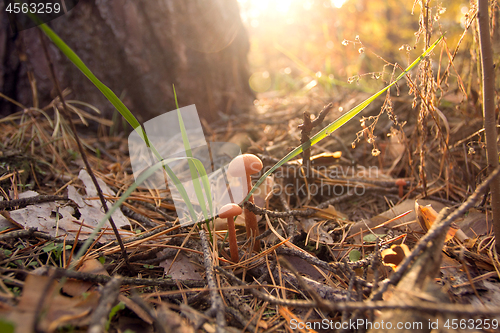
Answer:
[219,203,243,218]
[228,154,263,177]
[395,179,406,186]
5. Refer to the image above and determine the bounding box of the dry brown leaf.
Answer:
[0,274,99,332]
[349,199,447,242]
[0,172,133,241]
[381,244,411,270]
[62,259,109,296]
[158,252,204,280]
[415,201,467,242]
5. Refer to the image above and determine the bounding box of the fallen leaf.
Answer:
[63,259,109,297]
[349,199,446,242]
[0,274,99,332]
[415,201,467,241]
[159,252,204,280]
[363,233,386,243]
[0,171,134,241]
[381,244,411,270]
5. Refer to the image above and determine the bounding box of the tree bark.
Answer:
[478,0,500,254]
[0,0,254,125]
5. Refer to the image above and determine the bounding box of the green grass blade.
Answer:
[37,24,144,139]
[246,35,443,201]
[37,23,200,227]
[173,85,213,221]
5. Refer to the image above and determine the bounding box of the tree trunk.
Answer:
[0,0,254,125]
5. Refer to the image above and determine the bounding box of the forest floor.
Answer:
[1,81,500,333]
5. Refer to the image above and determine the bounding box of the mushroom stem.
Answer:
[226,216,239,262]
[395,179,406,198]
[245,174,260,251]
[219,203,242,263]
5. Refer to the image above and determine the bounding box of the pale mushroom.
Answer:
[228,154,263,251]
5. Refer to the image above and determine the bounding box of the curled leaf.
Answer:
[415,201,467,242]
[381,244,411,270]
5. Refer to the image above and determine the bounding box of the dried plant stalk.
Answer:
[477,0,500,254]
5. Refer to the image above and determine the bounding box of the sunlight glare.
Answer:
[239,0,293,16]
[331,0,347,8]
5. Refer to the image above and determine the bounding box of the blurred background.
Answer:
[239,0,473,96]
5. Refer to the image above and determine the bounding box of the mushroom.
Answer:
[228,154,263,251]
[219,203,242,263]
[395,179,406,198]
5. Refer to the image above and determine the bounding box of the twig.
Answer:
[244,186,398,218]
[121,205,158,228]
[88,276,122,333]
[215,266,500,316]
[0,267,205,288]
[372,166,500,300]
[37,30,133,272]
[298,103,334,178]
[0,195,70,210]
[199,228,226,332]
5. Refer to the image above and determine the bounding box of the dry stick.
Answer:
[371,166,500,301]
[278,257,330,310]
[0,266,205,288]
[297,103,333,179]
[198,229,226,332]
[37,31,133,272]
[215,266,500,316]
[244,185,398,218]
[0,228,85,246]
[478,0,500,254]
[88,276,122,333]
[0,195,69,210]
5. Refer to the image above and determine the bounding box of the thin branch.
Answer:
[372,166,500,300]
[199,228,226,332]
[215,266,500,316]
